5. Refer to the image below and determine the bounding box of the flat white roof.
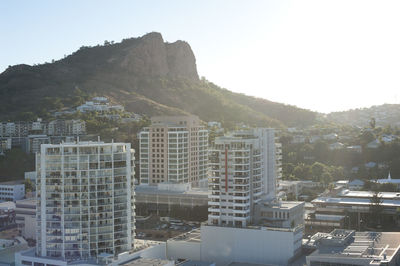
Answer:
[376,178,400,184]
[0,180,24,186]
[312,197,400,207]
[339,190,400,199]
[42,141,129,147]
[0,201,16,210]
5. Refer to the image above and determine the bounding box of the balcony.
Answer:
[208,208,221,213]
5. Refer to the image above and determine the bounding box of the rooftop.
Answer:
[178,260,215,266]
[308,231,400,264]
[0,180,24,185]
[0,201,16,210]
[376,178,400,184]
[169,228,201,243]
[15,198,36,205]
[42,141,129,148]
[338,190,400,199]
[259,200,304,210]
[121,258,172,266]
[312,196,400,208]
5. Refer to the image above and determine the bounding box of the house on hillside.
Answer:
[381,134,397,143]
[366,139,381,149]
[365,162,377,169]
[309,136,321,143]
[329,142,345,150]
[323,133,338,141]
[291,135,306,144]
[348,179,364,190]
[335,180,349,188]
[346,145,362,153]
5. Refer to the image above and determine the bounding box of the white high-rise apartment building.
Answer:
[208,128,280,227]
[139,115,208,185]
[36,141,135,261]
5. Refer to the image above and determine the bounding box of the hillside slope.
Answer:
[327,104,400,127]
[0,32,316,127]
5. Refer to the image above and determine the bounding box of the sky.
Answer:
[1,0,400,113]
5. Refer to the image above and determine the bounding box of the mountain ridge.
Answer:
[0,32,316,127]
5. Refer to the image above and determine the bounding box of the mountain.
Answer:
[327,104,400,127]
[0,32,316,127]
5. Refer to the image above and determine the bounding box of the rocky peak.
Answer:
[120,32,198,80]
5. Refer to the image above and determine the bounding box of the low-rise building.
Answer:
[347,145,362,153]
[15,198,36,239]
[348,179,365,190]
[329,142,345,150]
[278,180,321,200]
[335,180,349,188]
[0,237,29,266]
[25,134,50,154]
[253,200,304,228]
[375,172,400,189]
[0,201,15,228]
[312,190,400,228]
[306,230,400,266]
[367,139,381,149]
[0,181,25,202]
[24,171,37,182]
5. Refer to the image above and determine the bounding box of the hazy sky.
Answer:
[1,0,400,113]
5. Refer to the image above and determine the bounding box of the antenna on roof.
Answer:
[388,171,391,180]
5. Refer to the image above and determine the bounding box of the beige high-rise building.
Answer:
[139,115,208,185]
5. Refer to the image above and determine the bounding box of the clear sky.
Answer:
[1,0,400,113]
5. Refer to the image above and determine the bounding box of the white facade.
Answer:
[208,128,280,227]
[77,101,124,113]
[16,240,168,266]
[0,182,25,202]
[36,141,135,261]
[200,225,302,266]
[166,226,303,266]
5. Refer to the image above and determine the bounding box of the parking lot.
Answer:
[135,215,200,241]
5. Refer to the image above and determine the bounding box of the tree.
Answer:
[311,162,325,181]
[24,179,35,192]
[369,117,376,129]
[359,130,375,146]
[16,111,37,121]
[369,191,383,226]
[321,172,332,185]
[293,163,311,180]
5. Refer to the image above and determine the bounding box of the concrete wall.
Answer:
[22,215,36,239]
[166,240,201,261]
[200,225,297,266]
